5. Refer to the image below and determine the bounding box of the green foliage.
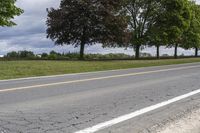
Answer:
[41,53,48,58]
[182,2,200,50]
[45,0,200,59]
[124,0,162,59]
[84,53,133,60]
[0,0,23,27]
[158,0,191,45]
[2,0,199,61]
[123,0,192,58]
[4,50,134,60]
[6,50,35,59]
[46,0,127,59]
[6,51,18,58]
[19,51,35,58]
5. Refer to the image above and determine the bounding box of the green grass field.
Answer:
[1,58,200,80]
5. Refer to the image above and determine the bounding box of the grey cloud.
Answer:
[0,0,59,55]
[0,0,199,56]
[0,19,45,39]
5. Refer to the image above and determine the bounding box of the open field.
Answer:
[1,58,200,80]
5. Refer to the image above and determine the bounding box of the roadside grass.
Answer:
[0,58,200,80]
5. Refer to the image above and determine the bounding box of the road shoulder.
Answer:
[156,108,200,133]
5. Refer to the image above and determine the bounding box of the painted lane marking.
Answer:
[0,65,199,93]
[75,89,200,133]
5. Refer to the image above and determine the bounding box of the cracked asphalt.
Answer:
[0,63,200,133]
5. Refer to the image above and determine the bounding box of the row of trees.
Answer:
[47,0,200,60]
[6,50,35,58]
[5,50,137,60]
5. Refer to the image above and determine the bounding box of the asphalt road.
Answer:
[1,63,200,133]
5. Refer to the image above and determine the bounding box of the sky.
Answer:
[0,0,200,56]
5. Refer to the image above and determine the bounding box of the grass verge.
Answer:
[0,58,200,80]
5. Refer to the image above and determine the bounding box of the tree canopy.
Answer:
[46,0,127,59]
[124,0,192,59]
[145,0,192,59]
[46,0,200,59]
[123,0,162,59]
[0,0,23,27]
[182,1,200,56]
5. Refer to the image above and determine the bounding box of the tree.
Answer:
[182,2,200,57]
[41,53,48,58]
[147,23,168,59]
[18,50,35,58]
[158,0,191,58]
[46,0,127,60]
[6,51,18,58]
[50,50,60,56]
[0,0,23,27]
[146,1,169,59]
[6,50,35,58]
[124,0,162,59]
[147,31,168,59]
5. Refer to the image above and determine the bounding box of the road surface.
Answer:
[0,63,200,133]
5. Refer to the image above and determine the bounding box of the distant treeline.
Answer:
[2,50,197,61]
[3,50,133,60]
[2,50,159,60]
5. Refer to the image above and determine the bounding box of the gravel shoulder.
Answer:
[156,108,200,133]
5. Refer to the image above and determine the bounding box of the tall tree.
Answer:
[147,27,168,59]
[46,0,127,60]
[158,0,191,58]
[182,2,200,57]
[146,1,169,59]
[0,0,23,27]
[124,0,162,59]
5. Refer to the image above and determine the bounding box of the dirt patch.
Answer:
[156,109,200,133]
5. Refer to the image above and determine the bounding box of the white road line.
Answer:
[0,65,199,93]
[75,89,200,133]
[0,62,199,82]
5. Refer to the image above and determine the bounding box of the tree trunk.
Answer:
[79,41,85,60]
[195,47,198,57]
[80,27,86,60]
[174,44,178,59]
[156,45,160,59]
[135,45,140,59]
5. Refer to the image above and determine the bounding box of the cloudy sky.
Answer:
[0,0,200,56]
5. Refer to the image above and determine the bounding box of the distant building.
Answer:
[0,55,4,58]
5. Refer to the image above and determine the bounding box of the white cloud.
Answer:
[196,0,200,4]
